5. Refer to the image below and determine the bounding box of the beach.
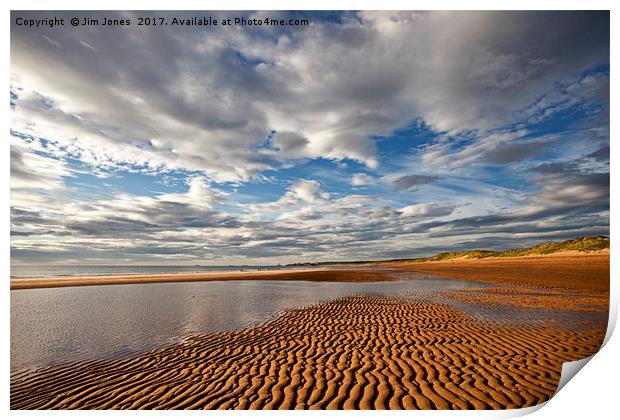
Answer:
[10,9,611,413]
[10,268,394,290]
[390,251,610,291]
[10,252,609,410]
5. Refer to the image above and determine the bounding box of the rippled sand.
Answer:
[10,253,609,410]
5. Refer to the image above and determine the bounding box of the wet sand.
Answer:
[10,253,609,410]
[10,268,394,290]
[391,251,610,292]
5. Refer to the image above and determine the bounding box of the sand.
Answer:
[10,252,609,410]
[389,251,610,292]
[10,268,395,290]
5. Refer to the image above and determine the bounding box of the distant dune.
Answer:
[413,236,609,261]
[11,236,610,291]
[287,235,610,266]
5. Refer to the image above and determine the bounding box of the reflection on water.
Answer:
[10,264,302,278]
[10,274,605,372]
[11,274,462,371]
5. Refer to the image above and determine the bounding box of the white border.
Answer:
[3,2,617,419]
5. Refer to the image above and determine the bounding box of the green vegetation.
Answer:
[286,236,609,266]
[425,236,610,261]
[496,236,609,256]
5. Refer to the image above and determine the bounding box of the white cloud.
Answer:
[290,179,322,203]
[9,11,609,264]
[11,11,608,182]
[399,203,455,218]
[79,40,96,52]
[10,136,73,191]
[350,173,374,186]
[419,130,528,170]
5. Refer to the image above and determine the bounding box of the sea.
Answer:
[10,264,301,278]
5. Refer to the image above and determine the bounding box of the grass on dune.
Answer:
[425,236,610,261]
[288,236,610,266]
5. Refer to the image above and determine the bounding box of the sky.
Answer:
[10,11,610,265]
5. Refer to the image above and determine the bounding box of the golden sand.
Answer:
[10,253,609,410]
[390,251,610,291]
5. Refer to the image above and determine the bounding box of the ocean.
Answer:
[10,264,296,278]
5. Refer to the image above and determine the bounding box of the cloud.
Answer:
[289,179,323,203]
[9,11,610,264]
[79,40,96,52]
[467,51,550,91]
[10,136,73,191]
[11,11,609,182]
[519,71,609,125]
[415,157,609,241]
[11,176,237,240]
[41,35,61,48]
[391,174,440,191]
[531,161,609,208]
[482,140,549,165]
[587,145,609,162]
[270,131,310,159]
[419,130,528,170]
[399,203,455,218]
[350,173,374,186]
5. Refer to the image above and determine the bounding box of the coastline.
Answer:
[10,250,609,409]
[10,267,396,290]
[11,250,610,291]
[389,250,610,291]
[13,295,606,409]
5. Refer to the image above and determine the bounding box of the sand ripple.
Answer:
[11,295,606,410]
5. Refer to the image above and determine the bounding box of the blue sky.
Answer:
[10,11,609,265]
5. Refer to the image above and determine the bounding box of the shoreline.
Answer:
[11,251,609,291]
[10,268,397,290]
[10,251,609,409]
[12,287,608,409]
[389,251,609,292]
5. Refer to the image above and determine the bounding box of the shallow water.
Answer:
[10,263,371,278]
[10,273,605,372]
[10,264,298,278]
